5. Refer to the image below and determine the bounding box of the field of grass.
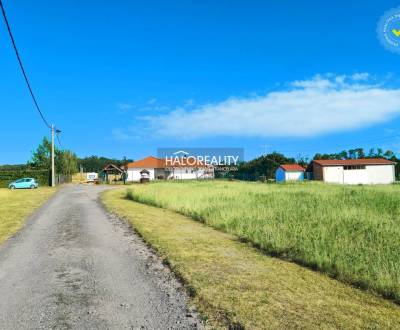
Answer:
[124,180,400,302]
[0,187,56,244]
[102,189,400,329]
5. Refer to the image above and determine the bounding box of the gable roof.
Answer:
[126,156,165,169]
[126,156,209,169]
[102,163,124,173]
[313,158,395,166]
[279,164,305,172]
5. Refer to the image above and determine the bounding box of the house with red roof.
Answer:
[275,164,305,182]
[312,158,395,184]
[125,156,214,182]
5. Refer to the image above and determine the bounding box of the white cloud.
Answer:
[351,72,369,81]
[117,102,135,111]
[143,74,400,139]
[112,128,134,141]
[184,99,195,107]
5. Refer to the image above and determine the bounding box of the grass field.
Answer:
[0,187,56,244]
[124,180,400,302]
[102,189,400,329]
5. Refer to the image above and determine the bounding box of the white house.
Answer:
[275,164,305,182]
[312,158,396,185]
[125,156,214,182]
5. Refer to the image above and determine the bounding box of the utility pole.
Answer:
[51,124,55,187]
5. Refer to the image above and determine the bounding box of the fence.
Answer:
[55,174,72,185]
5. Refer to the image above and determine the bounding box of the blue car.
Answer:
[8,178,39,189]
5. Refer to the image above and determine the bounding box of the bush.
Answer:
[0,169,50,188]
[126,189,134,200]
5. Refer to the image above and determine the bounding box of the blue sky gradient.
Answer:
[1,0,400,163]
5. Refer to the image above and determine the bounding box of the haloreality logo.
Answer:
[157,147,244,171]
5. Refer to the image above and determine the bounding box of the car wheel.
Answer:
[30,185,35,189]
[10,185,15,189]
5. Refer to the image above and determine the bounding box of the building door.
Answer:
[323,166,343,183]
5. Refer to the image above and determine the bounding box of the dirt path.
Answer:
[0,185,200,329]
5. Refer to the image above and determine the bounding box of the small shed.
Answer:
[275,164,305,182]
[140,169,150,183]
[100,163,125,184]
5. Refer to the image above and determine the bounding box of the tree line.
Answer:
[78,156,133,173]
[0,137,132,174]
[28,137,78,175]
[1,138,398,181]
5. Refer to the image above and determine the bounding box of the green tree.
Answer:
[368,148,376,157]
[59,150,78,175]
[235,152,296,180]
[29,137,78,175]
[384,150,395,160]
[30,137,52,168]
[78,156,132,172]
[355,148,365,159]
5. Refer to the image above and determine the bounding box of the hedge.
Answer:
[0,169,50,188]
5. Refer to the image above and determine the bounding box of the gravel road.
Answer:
[0,185,201,330]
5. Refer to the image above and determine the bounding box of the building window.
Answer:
[344,165,366,170]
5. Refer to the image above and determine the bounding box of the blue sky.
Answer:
[1,0,400,164]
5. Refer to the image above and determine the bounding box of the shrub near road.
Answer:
[125,181,400,302]
[0,188,56,244]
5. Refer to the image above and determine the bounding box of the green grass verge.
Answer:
[102,188,400,329]
[121,180,400,302]
[0,187,56,244]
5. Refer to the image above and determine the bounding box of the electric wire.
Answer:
[0,0,52,129]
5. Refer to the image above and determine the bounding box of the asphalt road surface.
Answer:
[0,185,201,330]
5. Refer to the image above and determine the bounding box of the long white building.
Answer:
[125,156,214,182]
[312,158,396,185]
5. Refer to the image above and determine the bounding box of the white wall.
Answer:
[343,169,368,184]
[167,167,213,180]
[127,167,214,181]
[323,166,344,184]
[322,165,395,184]
[285,171,304,181]
[276,168,304,182]
[366,165,395,184]
[127,168,155,182]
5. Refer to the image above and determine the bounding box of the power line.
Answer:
[0,0,51,129]
[56,132,62,148]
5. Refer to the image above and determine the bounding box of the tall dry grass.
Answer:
[126,180,400,301]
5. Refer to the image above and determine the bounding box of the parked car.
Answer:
[8,178,39,189]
